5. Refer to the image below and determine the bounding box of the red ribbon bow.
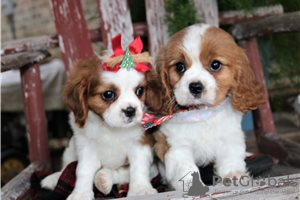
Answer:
[101,34,151,73]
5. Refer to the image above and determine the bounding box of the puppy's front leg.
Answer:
[165,146,200,191]
[67,137,100,200]
[215,138,247,181]
[127,145,157,196]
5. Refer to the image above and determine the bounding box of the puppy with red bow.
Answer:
[41,35,161,199]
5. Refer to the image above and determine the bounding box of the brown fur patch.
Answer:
[200,27,265,111]
[88,84,120,117]
[156,28,191,114]
[153,130,170,162]
[139,130,155,146]
[63,56,101,127]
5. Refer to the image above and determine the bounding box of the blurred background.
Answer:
[1,0,299,186]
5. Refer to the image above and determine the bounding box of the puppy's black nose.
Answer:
[189,82,204,96]
[123,107,136,118]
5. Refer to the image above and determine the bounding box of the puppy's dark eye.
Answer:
[102,90,115,101]
[210,60,222,72]
[175,62,186,73]
[136,87,144,97]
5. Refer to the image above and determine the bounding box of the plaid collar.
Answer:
[141,98,229,129]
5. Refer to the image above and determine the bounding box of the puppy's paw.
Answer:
[67,191,94,200]
[41,172,61,190]
[127,185,157,197]
[223,172,251,185]
[94,169,113,195]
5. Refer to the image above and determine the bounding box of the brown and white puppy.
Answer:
[154,24,265,189]
[41,53,161,199]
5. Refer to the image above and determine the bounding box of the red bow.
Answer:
[101,34,151,73]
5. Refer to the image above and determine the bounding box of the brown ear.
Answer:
[145,69,163,112]
[63,57,100,127]
[156,47,174,114]
[231,49,265,112]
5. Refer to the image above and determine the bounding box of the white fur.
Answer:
[42,69,157,199]
[174,24,216,106]
[161,24,247,190]
[101,69,145,128]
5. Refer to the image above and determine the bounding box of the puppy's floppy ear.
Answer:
[156,47,174,114]
[63,57,100,127]
[231,48,265,112]
[145,69,163,112]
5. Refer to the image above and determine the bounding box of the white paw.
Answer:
[127,185,157,197]
[94,169,113,195]
[41,172,61,190]
[66,191,94,200]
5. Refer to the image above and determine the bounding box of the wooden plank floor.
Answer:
[111,173,300,200]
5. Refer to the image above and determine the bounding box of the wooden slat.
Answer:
[20,63,50,166]
[192,0,219,27]
[1,162,47,200]
[51,0,94,71]
[105,174,300,200]
[240,39,277,137]
[231,11,300,40]
[219,4,283,25]
[1,35,57,55]
[1,51,50,72]
[145,0,168,59]
[97,0,134,53]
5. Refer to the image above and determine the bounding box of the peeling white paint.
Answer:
[58,35,65,53]
[25,92,28,98]
[100,0,134,53]
[32,68,36,74]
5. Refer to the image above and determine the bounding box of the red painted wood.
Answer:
[145,0,168,58]
[240,39,277,137]
[20,64,50,166]
[51,0,93,71]
[97,0,134,52]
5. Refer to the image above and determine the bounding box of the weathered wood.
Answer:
[145,0,168,59]
[192,0,219,27]
[51,0,94,71]
[1,35,58,55]
[219,4,283,25]
[1,23,148,56]
[1,51,50,72]
[1,162,47,200]
[111,174,300,200]
[231,11,300,40]
[133,22,148,37]
[259,134,300,168]
[20,63,50,166]
[97,0,134,53]
[240,39,277,137]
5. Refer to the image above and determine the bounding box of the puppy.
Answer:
[153,24,265,190]
[42,35,161,199]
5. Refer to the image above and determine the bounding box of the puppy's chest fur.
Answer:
[71,111,144,169]
[160,100,244,166]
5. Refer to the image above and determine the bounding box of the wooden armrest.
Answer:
[1,50,51,72]
[230,11,300,40]
[2,35,58,55]
[1,162,48,200]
